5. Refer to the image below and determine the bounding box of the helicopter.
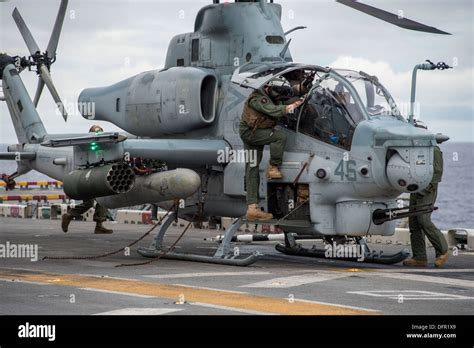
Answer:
[0,0,453,266]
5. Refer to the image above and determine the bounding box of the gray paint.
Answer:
[97,168,201,209]
[78,67,218,137]
[2,1,448,240]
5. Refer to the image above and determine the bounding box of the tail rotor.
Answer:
[12,0,69,121]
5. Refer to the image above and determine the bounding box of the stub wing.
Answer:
[41,132,127,148]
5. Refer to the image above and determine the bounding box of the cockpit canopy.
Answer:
[334,69,402,118]
[231,64,403,150]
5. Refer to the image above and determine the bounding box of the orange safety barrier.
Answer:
[0,194,67,202]
[0,181,63,188]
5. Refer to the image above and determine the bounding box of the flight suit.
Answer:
[68,199,107,223]
[239,90,288,205]
[408,146,448,260]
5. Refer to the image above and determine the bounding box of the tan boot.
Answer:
[435,253,449,268]
[402,258,428,267]
[266,165,283,180]
[94,222,113,234]
[61,214,72,233]
[246,204,273,221]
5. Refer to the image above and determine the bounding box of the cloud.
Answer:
[1,0,472,143]
[330,55,473,109]
[328,55,474,141]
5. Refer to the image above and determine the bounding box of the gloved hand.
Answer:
[418,183,434,196]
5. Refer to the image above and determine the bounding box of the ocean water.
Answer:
[0,143,473,230]
[433,142,474,229]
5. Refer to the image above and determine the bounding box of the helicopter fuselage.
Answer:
[2,0,440,240]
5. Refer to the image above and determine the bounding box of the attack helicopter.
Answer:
[0,0,452,266]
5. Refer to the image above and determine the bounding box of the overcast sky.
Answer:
[1,0,473,143]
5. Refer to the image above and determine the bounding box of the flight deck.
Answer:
[1,216,473,316]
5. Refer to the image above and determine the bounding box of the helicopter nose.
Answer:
[386,147,433,193]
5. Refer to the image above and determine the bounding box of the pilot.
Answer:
[284,69,314,97]
[61,125,113,234]
[403,121,448,268]
[239,80,304,221]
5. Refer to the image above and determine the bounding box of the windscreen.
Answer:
[298,74,365,150]
[336,70,402,118]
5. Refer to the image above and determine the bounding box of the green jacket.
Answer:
[241,90,288,129]
[248,90,287,119]
[432,145,443,183]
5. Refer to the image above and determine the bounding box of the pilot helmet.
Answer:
[265,79,294,101]
[89,125,104,133]
[284,69,305,82]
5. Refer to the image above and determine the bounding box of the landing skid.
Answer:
[275,234,410,265]
[137,214,261,266]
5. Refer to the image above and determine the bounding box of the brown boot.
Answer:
[61,214,72,233]
[435,253,449,268]
[402,258,428,267]
[266,165,283,180]
[246,204,273,221]
[94,222,113,234]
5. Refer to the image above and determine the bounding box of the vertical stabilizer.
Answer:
[2,64,47,143]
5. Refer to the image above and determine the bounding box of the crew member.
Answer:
[284,69,314,97]
[61,125,113,234]
[240,80,304,221]
[1,173,16,191]
[403,121,448,267]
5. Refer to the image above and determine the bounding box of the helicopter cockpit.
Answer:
[334,70,402,118]
[231,64,403,150]
[296,69,403,150]
[297,72,362,150]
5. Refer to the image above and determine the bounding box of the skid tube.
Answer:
[137,214,261,266]
[275,234,410,265]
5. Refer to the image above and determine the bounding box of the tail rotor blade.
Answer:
[46,0,68,59]
[33,78,45,107]
[336,0,451,35]
[12,8,41,55]
[39,64,68,121]
[12,1,69,121]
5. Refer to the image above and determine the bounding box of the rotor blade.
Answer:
[12,8,41,55]
[33,78,45,107]
[39,64,68,121]
[336,0,451,35]
[46,0,68,59]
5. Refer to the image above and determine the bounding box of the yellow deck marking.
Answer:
[0,269,378,315]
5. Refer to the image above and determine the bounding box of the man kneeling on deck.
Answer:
[239,80,304,221]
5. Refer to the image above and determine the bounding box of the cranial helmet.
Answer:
[265,79,294,101]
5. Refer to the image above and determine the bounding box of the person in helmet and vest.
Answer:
[239,80,304,221]
[61,125,113,234]
[403,120,448,268]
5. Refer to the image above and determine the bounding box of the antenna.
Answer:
[284,26,307,36]
[279,39,292,60]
